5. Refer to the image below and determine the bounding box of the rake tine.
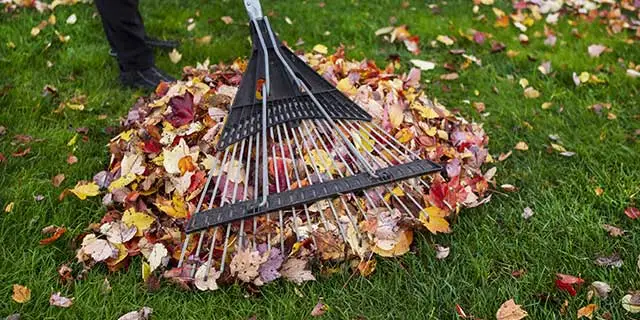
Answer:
[218,140,243,273]
[269,126,293,248]
[239,136,253,250]
[341,121,427,216]
[295,122,351,242]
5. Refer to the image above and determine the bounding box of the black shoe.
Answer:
[109,37,180,57]
[119,66,176,90]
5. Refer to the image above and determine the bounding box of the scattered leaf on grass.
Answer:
[522,207,534,219]
[311,297,328,317]
[49,292,73,308]
[602,224,624,237]
[594,253,622,268]
[577,304,597,319]
[496,299,527,320]
[12,147,31,157]
[434,244,450,260]
[66,154,78,164]
[622,293,640,313]
[587,44,606,57]
[410,59,436,71]
[514,142,528,151]
[440,73,459,80]
[436,35,454,46]
[589,281,611,299]
[69,181,100,200]
[624,207,639,219]
[194,265,221,291]
[220,16,233,24]
[52,173,65,187]
[555,273,584,296]
[169,49,182,64]
[65,13,76,24]
[40,226,66,245]
[594,187,604,196]
[501,184,518,192]
[118,307,153,320]
[313,44,328,54]
[12,284,31,303]
[5,202,15,213]
[523,87,540,99]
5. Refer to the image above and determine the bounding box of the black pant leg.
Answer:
[95,0,154,71]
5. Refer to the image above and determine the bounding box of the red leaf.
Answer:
[40,227,67,245]
[624,206,639,219]
[167,92,195,127]
[555,273,584,296]
[143,139,162,153]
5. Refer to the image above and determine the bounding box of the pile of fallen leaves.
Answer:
[59,47,493,291]
[1,0,88,13]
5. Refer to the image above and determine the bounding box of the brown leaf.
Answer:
[67,154,78,165]
[624,206,639,219]
[311,297,328,317]
[52,173,66,187]
[440,73,459,80]
[49,292,73,308]
[221,16,233,24]
[12,147,31,157]
[12,284,31,303]
[496,299,528,320]
[514,141,529,151]
[602,224,624,237]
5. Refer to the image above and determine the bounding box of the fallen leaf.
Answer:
[69,181,100,200]
[65,13,76,24]
[194,265,221,291]
[66,154,78,164]
[602,224,624,237]
[496,299,528,320]
[5,202,15,213]
[39,226,67,245]
[100,221,136,244]
[436,35,454,46]
[523,87,540,99]
[435,244,450,260]
[590,281,611,299]
[501,184,518,192]
[84,237,116,262]
[522,207,534,219]
[313,44,328,54]
[624,206,639,219]
[311,297,328,317]
[627,69,640,78]
[220,16,233,24]
[357,259,376,277]
[440,73,459,80]
[148,243,168,272]
[281,258,316,285]
[594,187,604,196]
[195,35,212,45]
[514,141,529,151]
[52,173,65,187]
[12,284,31,303]
[577,304,597,319]
[594,253,623,268]
[122,208,155,237]
[410,59,436,71]
[168,49,182,64]
[12,147,31,157]
[118,307,153,320]
[556,273,584,296]
[621,293,640,313]
[49,292,73,308]
[587,44,606,57]
[419,206,451,234]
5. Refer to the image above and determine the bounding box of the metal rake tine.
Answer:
[295,121,352,242]
[238,136,254,250]
[337,120,420,218]
[341,121,427,216]
[269,126,290,249]
[220,138,247,273]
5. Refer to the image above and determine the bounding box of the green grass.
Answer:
[1,0,639,319]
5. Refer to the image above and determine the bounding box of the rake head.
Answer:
[176,0,442,280]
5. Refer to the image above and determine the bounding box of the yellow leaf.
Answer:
[372,229,413,257]
[169,49,182,64]
[108,243,127,266]
[336,78,356,96]
[550,143,566,152]
[108,173,137,192]
[541,102,552,109]
[395,128,413,144]
[12,284,31,303]
[69,181,100,200]
[117,129,135,142]
[304,149,335,174]
[579,72,590,83]
[155,194,189,219]
[141,262,151,283]
[523,87,540,99]
[411,103,440,119]
[419,207,451,234]
[67,133,78,146]
[353,128,374,153]
[312,44,328,54]
[4,202,14,213]
[577,304,597,319]
[122,208,155,237]
[436,35,454,46]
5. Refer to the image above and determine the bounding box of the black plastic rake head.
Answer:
[177,0,442,275]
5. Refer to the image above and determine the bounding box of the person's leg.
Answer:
[95,0,175,89]
[95,0,153,71]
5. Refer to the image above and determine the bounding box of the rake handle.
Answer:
[244,0,264,21]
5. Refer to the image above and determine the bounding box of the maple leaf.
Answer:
[419,206,451,234]
[230,249,267,283]
[122,208,155,236]
[496,299,527,320]
[167,92,194,127]
[100,221,136,244]
[194,265,221,291]
[12,284,31,303]
[281,258,316,285]
[69,181,100,200]
[162,138,199,175]
[257,245,284,284]
[148,243,168,272]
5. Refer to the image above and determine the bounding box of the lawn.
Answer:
[1,0,639,319]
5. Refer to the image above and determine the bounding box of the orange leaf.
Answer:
[39,226,67,245]
[178,156,196,175]
[577,304,597,319]
[12,284,31,303]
